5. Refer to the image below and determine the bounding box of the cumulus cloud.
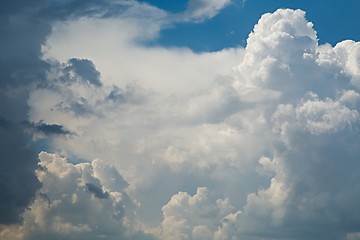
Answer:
[234,9,360,240]
[2,0,360,239]
[160,187,240,240]
[27,7,360,240]
[1,152,148,240]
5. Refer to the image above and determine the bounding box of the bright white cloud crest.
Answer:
[0,152,141,240]
[2,5,360,240]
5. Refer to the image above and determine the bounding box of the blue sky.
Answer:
[141,0,360,51]
[1,0,360,239]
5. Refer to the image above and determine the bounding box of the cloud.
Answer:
[1,152,148,240]
[0,0,154,228]
[0,125,41,225]
[2,0,360,239]
[160,187,240,240]
[0,0,233,237]
[65,58,102,87]
[27,7,360,240]
[27,50,269,228]
[26,121,73,136]
[0,0,53,224]
[176,0,232,22]
[233,9,360,240]
[42,16,243,95]
[0,0,142,226]
[44,0,168,23]
[348,232,360,240]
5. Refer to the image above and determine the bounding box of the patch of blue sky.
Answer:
[142,0,360,52]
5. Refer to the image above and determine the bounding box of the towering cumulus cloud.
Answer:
[236,9,360,240]
[1,1,360,240]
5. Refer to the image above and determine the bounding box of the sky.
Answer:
[0,0,360,240]
[140,0,360,51]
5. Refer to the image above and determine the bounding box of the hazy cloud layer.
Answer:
[1,1,360,240]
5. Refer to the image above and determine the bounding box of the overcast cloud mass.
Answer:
[1,0,360,239]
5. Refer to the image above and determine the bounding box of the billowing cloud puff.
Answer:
[318,40,360,87]
[160,187,240,240]
[234,9,360,240]
[0,152,149,240]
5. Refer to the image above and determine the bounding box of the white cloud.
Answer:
[318,40,360,87]
[160,187,240,240]
[235,9,320,101]
[27,70,268,228]
[4,152,149,240]
[271,93,359,139]
[8,5,360,240]
[176,0,232,22]
[43,17,243,96]
[230,9,360,240]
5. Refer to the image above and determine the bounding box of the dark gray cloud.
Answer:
[0,0,51,224]
[0,126,41,224]
[26,121,73,136]
[106,84,150,104]
[65,58,102,87]
[0,89,42,224]
[0,0,51,87]
[0,0,134,226]
[86,183,109,199]
[0,116,11,128]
